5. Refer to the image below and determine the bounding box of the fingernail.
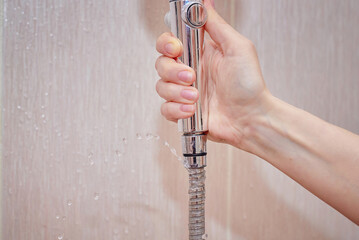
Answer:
[180,104,195,112]
[165,43,175,54]
[181,90,198,101]
[178,71,193,83]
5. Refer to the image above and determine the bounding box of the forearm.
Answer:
[241,94,359,224]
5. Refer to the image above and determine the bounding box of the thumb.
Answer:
[203,0,241,52]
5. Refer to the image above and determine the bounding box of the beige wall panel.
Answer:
[2,0,359,239]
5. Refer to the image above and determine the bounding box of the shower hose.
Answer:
[188,168,206,240]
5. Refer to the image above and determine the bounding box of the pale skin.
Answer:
[155,0,359,225]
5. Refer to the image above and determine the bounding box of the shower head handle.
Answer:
[166,0,208,169]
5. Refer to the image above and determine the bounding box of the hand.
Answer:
[155,0,272,149]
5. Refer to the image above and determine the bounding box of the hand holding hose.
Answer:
[156,0,270,150]
[156,0,359,225]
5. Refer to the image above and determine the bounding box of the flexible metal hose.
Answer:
[188,168,206,240]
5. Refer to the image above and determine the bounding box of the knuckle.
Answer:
[155,56,166,73]
[156,40,161,53]
[163,84,177,101]
[161,62,170,79]
[156,33,167,47]
[155,56,175,80]
[161,103,172,120]
[160,103,167,117]
[166,83,176,97]
[155,59,159,71]
[244,39,255,50]
[155,79,162,95]
[161,62,175,81]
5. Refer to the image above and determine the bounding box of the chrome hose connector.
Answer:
[182,133,207,169]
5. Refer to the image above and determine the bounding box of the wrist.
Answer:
[232,91,281,154]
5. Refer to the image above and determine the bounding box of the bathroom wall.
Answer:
[2,0,359,239]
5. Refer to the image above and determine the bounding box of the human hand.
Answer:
[155,0,272,149]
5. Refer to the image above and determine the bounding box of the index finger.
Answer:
[156,32,183,58]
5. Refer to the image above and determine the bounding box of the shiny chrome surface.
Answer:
[169,0,208,169]
[182,134,207,168]
[169,0,208,134]
[185,155,207,169]
[181,2,208,28]
[181,134,207,156]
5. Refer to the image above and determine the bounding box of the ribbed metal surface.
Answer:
[188,168,206,240]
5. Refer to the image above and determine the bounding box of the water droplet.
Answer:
[17,105,21,109]
[41,114,45,118]
[62,216,66,221]
[45,92,49,96]
[94,193,100,200]
[136,133,142,140]
[154,135,160,140]
[56,215,60,220]
[113,229,119,235]
[49,33,54,37]
[164,141,170,147]
[57,234,64,240]
[124,227,129,234]
[115,150,122,158]
[67,200,72,206]
[122,138,128,144]
[145,133,153,140]
[170,147,177,156]
[202,233,208,239]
